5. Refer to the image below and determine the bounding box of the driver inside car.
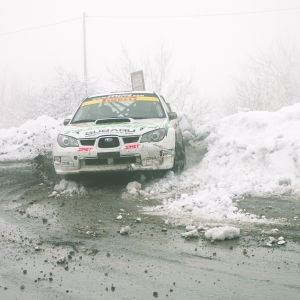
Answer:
[131,101,159,118]
[97,105,116,119]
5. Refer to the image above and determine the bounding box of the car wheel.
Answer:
[172,140,186,173]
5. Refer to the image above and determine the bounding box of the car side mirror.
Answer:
[63,119,71,126]
[168,112,177,120]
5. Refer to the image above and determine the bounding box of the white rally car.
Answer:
[53,91,186,178]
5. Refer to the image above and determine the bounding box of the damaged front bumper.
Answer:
[53,139,175,175]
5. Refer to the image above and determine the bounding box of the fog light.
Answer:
[54,156,61,164]
[160,150,172,156]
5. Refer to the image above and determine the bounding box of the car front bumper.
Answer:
[53,139,175,175]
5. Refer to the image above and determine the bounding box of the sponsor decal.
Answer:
[81,95,159,107]
[124,144,140,150]
[78,147,93,152]
[65,123,159,136]
[85,128,136,137]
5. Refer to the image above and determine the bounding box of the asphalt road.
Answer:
[0,154,300,300]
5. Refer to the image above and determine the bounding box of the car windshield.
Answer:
[71,94,166,123]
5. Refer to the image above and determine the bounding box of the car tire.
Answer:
[172,140,186,173]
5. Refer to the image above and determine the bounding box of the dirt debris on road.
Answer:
[0,158,300,299]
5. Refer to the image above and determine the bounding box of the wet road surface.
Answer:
[0,158,300,299]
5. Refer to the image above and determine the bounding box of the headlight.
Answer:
[140,129,165,143]
[57,134,79,147]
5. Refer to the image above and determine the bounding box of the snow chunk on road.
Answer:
[54,180,87,197]
[120,226,130,235]
[126,181,141,193]
[205,226,240,240]
[185,225,197,231]
[181,229,199,238]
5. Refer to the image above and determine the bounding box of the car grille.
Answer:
[114,157,137,164]
[84,157,138,165]
[122,136,139,144]
[98,137,120,148]
[85,159,107,165]
[80,139,96,146]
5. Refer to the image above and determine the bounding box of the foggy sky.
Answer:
[1,0,300,97]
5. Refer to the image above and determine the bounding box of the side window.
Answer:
[159,95,171,113]
[154,102,165,117]
[73,105,95,122]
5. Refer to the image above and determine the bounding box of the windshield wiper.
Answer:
[71,119,95,124]
[132,117,161,119]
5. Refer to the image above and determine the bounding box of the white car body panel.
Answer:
[53,113,177,175]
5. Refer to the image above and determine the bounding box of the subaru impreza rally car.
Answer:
[53,91,186,177]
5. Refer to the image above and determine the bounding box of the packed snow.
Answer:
[1,103,300,224]
[0,115,62,160]
[120,226,131,235]
[141,104,300,223]
[204,226,240,241]
[53,179,87,197]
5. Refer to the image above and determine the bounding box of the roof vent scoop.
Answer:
[95,118,132,124]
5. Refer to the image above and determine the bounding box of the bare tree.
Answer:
[222,40,300,116]
[105,43,212,123]
[143,42,172,93]
[0,74,7,127]
[38,68,100,119]
[187,95,213,124]
[0,68,101,128]
[0,73,31,128]
[106,46,137,90]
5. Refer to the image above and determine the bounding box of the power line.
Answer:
[1,6,299,36]
[0,17,82,36]
[88,7,300,19]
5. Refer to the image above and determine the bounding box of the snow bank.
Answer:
[177,111,213,143]
[0,115,62,161]
[1,103,300,224]
[200,104,300,194]
[0,110,197,161]
[144,103,300,222]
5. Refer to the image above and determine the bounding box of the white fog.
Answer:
[1,0,300,128]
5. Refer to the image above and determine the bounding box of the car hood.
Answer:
[61,118,168,139]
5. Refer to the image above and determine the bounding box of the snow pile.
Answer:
[204,226,240,240]
[177,111,194,134]
[177,111,212,143]
[144,103,300,222]
[177,111,209,143]
[54,179,87,197]
[0,110,195,161]
[1,103,300,223]
[200,104,300,194]
[0,115,62,161]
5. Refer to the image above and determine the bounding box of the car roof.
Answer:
[86,91,159,99]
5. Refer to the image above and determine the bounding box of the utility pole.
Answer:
[83,12,87,80]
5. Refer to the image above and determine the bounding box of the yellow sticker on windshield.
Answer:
[81,96,159,107]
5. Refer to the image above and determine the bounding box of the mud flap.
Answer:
[172,140,186,173]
